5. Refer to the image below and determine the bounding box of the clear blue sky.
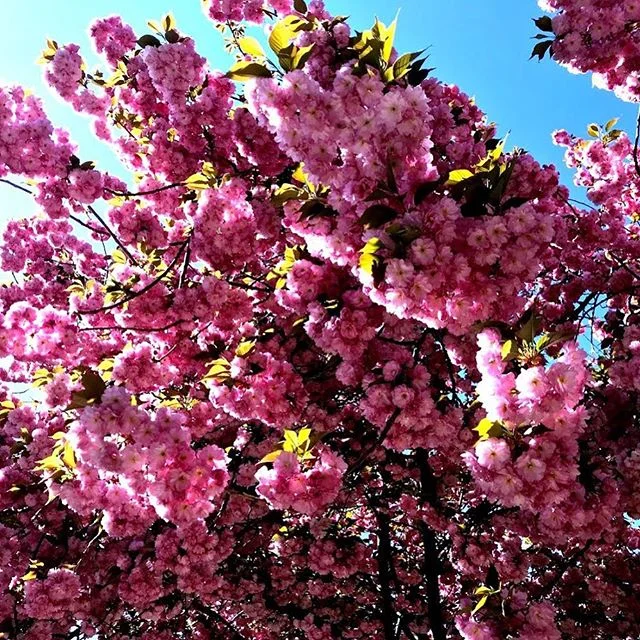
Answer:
[1,0,637,223]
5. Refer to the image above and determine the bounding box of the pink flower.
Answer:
[475,438,511,470]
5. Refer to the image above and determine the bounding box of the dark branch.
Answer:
[348,407,402,476]
[416,449,446,640]
[0,178,33,195]
[373,507,397,640]
[78,239,189,315]
[634,105,640,179]
[87,205,139,266]
[105,182,183,197]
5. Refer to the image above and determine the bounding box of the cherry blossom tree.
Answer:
[0,0,639,638]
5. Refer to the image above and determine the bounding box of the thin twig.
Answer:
[0,178,33,195]
[178,236,192,289]
[348,408,402,476]
[87,205,139,266]
[69,214,109,236]
[79,239,189,315]
[105,182,183,198]
[78,320,185,333]
[634,105,640,178]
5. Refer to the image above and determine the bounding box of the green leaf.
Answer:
[238,36,265,58]
[471,595,489,616]
[292,43,316,70]
[501,339,518,361]
[533,16,554,32]
[587,123,600,138]
[137,34,162,48]
[163,13,176,32]
[530,39,553,61]
[605,117,619,132]
[259,450,284,464]
[381,14,398,65]
[298,200,338,221]
[388,50,422,82]
[603,129,623,145]
[227,61,272,81]
[358,204,397,229]
[269,15,311,55]
[413,179,440,205]
[79,369,106,404]
[516,309,541,343]
[166,29,180,44]
[446,169,474,185]
[272,184,307,205]
[235,339,256,358]
[474,418,503,441]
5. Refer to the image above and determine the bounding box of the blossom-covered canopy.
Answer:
[1,0,639,638]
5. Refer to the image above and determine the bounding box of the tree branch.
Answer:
[348,407,402,476]
[105,182,183,197]
[0,177,33,195]
[416,449,446,640]
[634,105,640,179]
[79,239,189,315]
[87,205,139,266]
[373,507,397,640]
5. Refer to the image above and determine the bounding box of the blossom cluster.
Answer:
[539,0,640,101]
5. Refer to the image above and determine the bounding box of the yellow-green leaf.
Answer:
[272,183,306,205]
[501,339,518,361]
[471,595,489,616]
[605,117,619,132]
[227,61,273,81]
[359,237,383,255]
[474,418,503,441]
[162,13,176,32]
[381,14,398,64]
[297,427,311,446]
[235,339,257,358]
[292,43,315,70]
[283,429,298,451]
[62,442,76,469]
[111,248,127,264]
[269,15,308,55]
[184,172,211,191]
[203,358,231,383]
[37,454,64,472]
[587,123,600,138]
[260,450,284,464]
[238,36,265,58]
[446,169,474,185]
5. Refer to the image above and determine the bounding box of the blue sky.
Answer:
[1,0,637,223]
